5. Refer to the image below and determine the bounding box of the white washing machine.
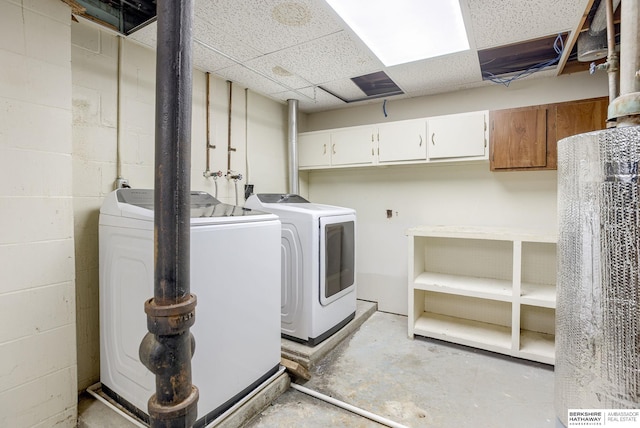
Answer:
[99,188,281,427]
[245,194,356,346]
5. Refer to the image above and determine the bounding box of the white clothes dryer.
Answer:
[245,194,356,346]
[99,189,281,427]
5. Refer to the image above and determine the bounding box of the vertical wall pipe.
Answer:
[138,1,199,427]
[205,72,211,172]
[227,80,235,173]
[287,99,299,195]
[608,0,640,123]
[116,35,124,184]
[619,0,640,96]
[605,0,619,105]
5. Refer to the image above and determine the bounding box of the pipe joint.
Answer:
[203,170,222,179]
[148,385,199,427]
[144,294,197,336]
[139,331,196,375]
[226,171,243,181]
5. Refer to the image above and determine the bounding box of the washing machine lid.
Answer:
[248,193,355,217]
[254,194,310,204]
[101,188,276,224]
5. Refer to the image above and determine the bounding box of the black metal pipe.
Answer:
[139,0,199,427]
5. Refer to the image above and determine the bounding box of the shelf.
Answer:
[520,330,555,365]
[407,225,557,243]
[413,312,512,352]
[520,282,556,308]
[414,272,511,302]
[408,226,557,365]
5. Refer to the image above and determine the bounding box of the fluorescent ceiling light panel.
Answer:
[326,0,469,66]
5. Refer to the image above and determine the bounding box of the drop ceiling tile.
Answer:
[271,85,345,112]
[195,0,343,54]
[192,17,263,71]
[211,54,313,97]
[319,79,367,100]
[214,62,314,100]
[386,50,482,94]
[267,31,383,85]
[468,0,589,49]
[126,20,156,49]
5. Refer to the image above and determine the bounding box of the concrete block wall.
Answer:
[71,20,118,392]
[71,19,289,393]
[0,0,77,426]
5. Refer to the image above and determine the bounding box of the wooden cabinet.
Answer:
[377,119,427,162]
[490,107,548,169]
[407,226,557,365]
[427,111,488,160]
[490,97,608,171]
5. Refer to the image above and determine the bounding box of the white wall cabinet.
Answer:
[330,126,376,166]
[299,131,331,168]
[377,119,427,162]
[427,111,488,160]
[298,110,488,170]
[407,226,557,365]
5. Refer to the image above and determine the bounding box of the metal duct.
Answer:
[555,126,640,427]
[288,99,299,195]
[591,0,621,34]
[577,0,620,63]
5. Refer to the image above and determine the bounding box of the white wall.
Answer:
[303,72,609,315]
[0,0,77,426]
[71,19,288,392]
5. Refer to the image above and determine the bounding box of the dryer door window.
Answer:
[320,216,355,305]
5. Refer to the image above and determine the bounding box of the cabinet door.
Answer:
[555,98,608,141]
[490,108,547,170]
[427,111,487,159]
[299,131,331,168]
[377,119,427,162]
[330,126,376,166]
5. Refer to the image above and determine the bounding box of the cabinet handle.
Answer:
[419,135,423,146]
[323,143,326,155]
[332,144,336,155]
[372,148,374,156]
[431,133,436,145]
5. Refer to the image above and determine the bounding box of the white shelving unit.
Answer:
[407,226,557,365]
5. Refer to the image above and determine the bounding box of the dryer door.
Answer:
[319,214,355,306]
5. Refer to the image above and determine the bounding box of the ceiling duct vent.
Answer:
[478,33,568,81]
[320,71,403,104]
[351,71,404,97]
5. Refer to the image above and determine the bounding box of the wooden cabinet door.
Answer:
[554,98,608,141]
[298,131,331,168]
[330,126,376,166]
[490,108,547,170]
[427,111,487,159]
[377,119,427,162]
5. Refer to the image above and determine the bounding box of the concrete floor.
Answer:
[246,311,556,428]
[79,310,557,427]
